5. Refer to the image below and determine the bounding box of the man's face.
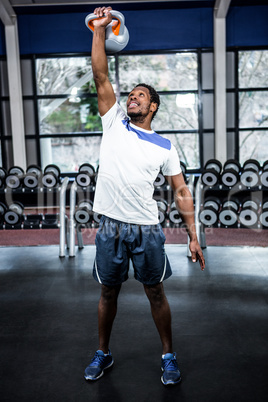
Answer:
[126,86,152,119]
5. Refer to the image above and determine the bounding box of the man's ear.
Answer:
[150,102,157,113]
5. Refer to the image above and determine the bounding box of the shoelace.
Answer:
[162,357,178,371]
[91,353,106,366]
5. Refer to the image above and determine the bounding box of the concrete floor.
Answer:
[0,244,268,402]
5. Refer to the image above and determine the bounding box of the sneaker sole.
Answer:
[161,375,182,386]
[84,360,114,381]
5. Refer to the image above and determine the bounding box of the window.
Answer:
[34,52,201,172]
[238,50,268,165]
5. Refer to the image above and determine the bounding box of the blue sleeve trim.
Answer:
[122,119,171,151]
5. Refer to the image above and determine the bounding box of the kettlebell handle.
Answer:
[85,10,125,36]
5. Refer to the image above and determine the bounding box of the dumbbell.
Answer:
[154,171,166,187]
[74,200,93,225]
[4,202,24,226]
[221,159,241,187]
[218,198,239,227]
[259,200,268,228]
[260,160,268,187]
[92,212,102,225]
[42,164,61,188]
[168,201,183,227]
[76,163,95,188]
[23,214,43,229]
[156,199,168,226]
[201,159,222,187]
[41,213,60,228]
[0,167,7,188]
[0,202,7,224]
[5,166,24,189]
[238,199,259,227]
[23,165,42,189]
[199,197,221,226]
[240,159,260,188]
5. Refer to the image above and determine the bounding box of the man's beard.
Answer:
[128,106,150,124]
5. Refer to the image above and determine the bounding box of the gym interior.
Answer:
[0,1,267,401]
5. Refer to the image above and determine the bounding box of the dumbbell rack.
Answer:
[195,177,268,249]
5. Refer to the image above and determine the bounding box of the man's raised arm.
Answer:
[91,6,116,116]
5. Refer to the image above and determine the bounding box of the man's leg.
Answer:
[143,282,172,354]
[98,283,121,353]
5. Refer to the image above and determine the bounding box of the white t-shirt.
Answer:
[93,102,182,224]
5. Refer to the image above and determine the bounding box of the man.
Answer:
[84,6,205,386]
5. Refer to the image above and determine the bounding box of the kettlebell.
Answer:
[85,10,129,53]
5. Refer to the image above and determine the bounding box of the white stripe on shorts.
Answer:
[159,254,167,283]
[94,259,102,284]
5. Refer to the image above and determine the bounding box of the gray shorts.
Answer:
[93,216,172,286]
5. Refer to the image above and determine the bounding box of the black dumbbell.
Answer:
[157,199,168,226]
[154,171,166,187]
[24,165,42,189]
[4,202,24,226]
[168,201,183,227]
[74,200,93,225]
[240,159,260,188]
[221,159,241,187]
[42,164,61,188]
[218,198,239,227]
[0,202,7,224]
[201,159,222,187]
[199,197,221,226]
[0,167,7,188]
[259,200,268,228]
[238,199,259,227]
[76,163,96,188]
[5,166,24,189]
[260,160,268,187]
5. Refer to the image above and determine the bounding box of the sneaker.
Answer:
[161,353,181,385]
[84,350,114,381]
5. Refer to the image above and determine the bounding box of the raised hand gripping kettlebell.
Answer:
[85,10,129,54]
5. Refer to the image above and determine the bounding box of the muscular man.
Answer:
[84,6,205,386]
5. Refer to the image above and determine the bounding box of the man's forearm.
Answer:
[92,26,108,84]
[175,187,198,241]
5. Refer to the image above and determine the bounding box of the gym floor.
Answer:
[0,244,267,402]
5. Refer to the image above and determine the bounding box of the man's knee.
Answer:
[144,283,166,307]
[100,284,121,303]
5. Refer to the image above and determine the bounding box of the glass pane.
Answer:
[118,53,198,92]
[120,93,198,131]
[39,97,102,134]
[239,91,268,128]
[161,133,200,169]
[36,56,116,95]
[239,130,268,165]
[40,136,102,172]
[239,50,268,88]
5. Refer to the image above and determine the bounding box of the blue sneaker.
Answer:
[161,353,181,385]
[84,350,114,381]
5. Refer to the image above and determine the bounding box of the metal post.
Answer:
[69,181,77,257]
[59,177,69,258]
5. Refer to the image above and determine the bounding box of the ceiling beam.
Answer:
[0,0,16,26]
[214,0,231,18]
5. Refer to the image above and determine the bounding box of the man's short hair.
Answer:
[135,83,160,120]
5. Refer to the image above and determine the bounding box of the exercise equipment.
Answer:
[157,199,168,226]
[5,166,24,189]
[41,213,60,229]
[0,202,7,224]
[243,159,261,172]
[239,199,259,227]
[0,167,7,188]
[199,197,220,226]
[74,200,93,225]
[240,168,259,188]
[23,214,43,229]
[4,202,24,226]
[154,172,166,187]
[259,204,268,228]
[168,201,183,226]
[260,161,268,187]
[24,165,42,189]
[201,159,222,187]
[42,164,61,188]
[93,212,102,225]
[85,10,129,53]
[221,159,241,187]
[76,163,95,187]
[218,199,239,227]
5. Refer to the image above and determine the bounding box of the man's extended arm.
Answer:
[166,173,205,271]
[91,6,116,116]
